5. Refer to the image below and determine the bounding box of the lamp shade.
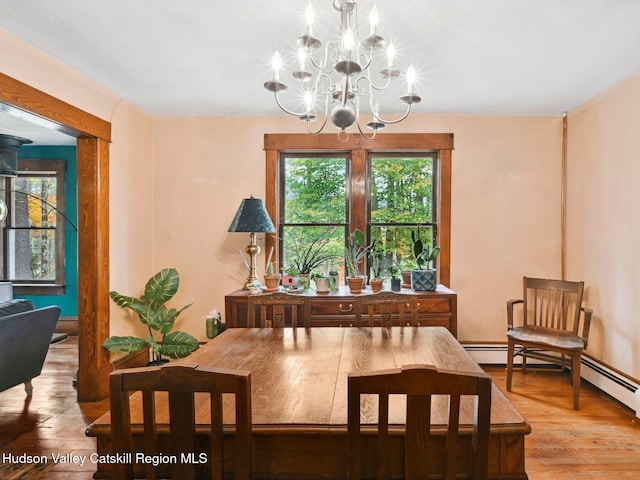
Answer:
[228,196,276,233]
[0,134,32,177]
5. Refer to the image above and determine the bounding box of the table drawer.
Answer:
[416,297,453,314]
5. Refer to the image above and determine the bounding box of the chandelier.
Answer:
[263,0,421,141]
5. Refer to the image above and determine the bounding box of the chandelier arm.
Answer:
[357,47,376,72]
[273,91,308,117]
[356,118,378,141]
[370,103,414,125]
[354,74,392,94]
[308,42,338,73]
[306,92,331,135]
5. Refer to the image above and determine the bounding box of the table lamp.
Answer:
[228,195,276,289]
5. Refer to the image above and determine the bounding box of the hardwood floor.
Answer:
[1,336,638,479]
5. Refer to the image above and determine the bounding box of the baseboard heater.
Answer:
[463,343,640,417]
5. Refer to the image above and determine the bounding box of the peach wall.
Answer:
[566,73,640,381]
[152,113,562,343]
[108,101,154,338]
[1,27,155,338]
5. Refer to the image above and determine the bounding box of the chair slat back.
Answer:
[247,292,309,327]
[355,292,419,327]
[348,364,492,480]
[109,363,252,480]
[523,277,584,334]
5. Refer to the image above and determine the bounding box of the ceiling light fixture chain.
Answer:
[264,0,421,141]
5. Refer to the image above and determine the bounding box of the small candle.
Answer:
[305,3,314,36]
[369,6,379,36]
[272,52,282,81]
[387,42,396,68]
[407,65,416,94]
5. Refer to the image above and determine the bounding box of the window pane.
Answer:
[284,156,346,223]
[6,228,57,281]
[370,225,434,271]
[281,225,345,276]
[12,177,58,228]
[370,156,434,223]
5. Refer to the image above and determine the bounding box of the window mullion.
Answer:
[349,149,367,238]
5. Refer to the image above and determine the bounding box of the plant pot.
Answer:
[370,278,383,293]
[390,277,401,292]
[263,274,281,292]
[411,268,437,292]
[314,277,330,294]
[401,270,412,289]
[347,276,364,294]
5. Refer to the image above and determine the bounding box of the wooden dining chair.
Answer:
[506,276,593,410]
[348,364,492,480]
[355,291,420,327]
[247,291,310,327]
[109,363,252,480]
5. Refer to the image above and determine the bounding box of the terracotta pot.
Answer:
[401,270,412,289]
[263,274,281,292]
[370,278,383,293]
[347,276,364,294]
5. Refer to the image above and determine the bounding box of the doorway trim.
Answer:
[0,72,112,401]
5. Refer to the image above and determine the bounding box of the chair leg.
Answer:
[24,379,33,396]
[572,354,581,410]
[521,347,528,374]
[506,340,514,392]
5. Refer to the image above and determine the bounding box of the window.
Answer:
[265,134,453,285]
[1,159,67,293]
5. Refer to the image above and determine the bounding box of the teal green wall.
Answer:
[16,145,78,316]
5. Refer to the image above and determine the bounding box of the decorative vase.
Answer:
[390,277,401,292]
[411,268,437,292]
[347,276,364,294]
[206,317,225,339]
[263,274,281,292]
[401,270,412,289]
[370,278,383,293]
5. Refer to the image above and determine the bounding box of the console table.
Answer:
[225,285,457,337]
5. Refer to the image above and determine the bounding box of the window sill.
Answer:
[12,284,66,295]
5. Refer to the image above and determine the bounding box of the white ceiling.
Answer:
[1,0,640,142]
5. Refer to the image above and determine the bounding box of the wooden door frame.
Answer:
[0,72,112,401]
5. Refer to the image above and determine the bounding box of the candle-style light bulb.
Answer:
[343,27,354,56]
[369,6,379,36]
[305,3,315,36]
[297,47,307,70]
[386,42,396,67]
[304,90,314,113]
[272,52,282,81]
[407,65,416,94]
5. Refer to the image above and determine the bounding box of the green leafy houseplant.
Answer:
[410,230,440,291]
[346,228,374,277]
[411,230,440,270]
[283,227,339,275]
[103,268,199,363]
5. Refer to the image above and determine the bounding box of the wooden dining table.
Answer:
[87,327,530,479]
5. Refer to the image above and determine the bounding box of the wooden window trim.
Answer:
[2,159,67,293]
[264,133,453,287]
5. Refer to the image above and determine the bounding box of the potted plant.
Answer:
[103,268,199,364]
[283,227,339,276]
[263,261,281,292]
[311,271,336,294]
[345,228,374,294]
[368,248,385,293]
[387,255,402,292]
[410,230,440,292]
